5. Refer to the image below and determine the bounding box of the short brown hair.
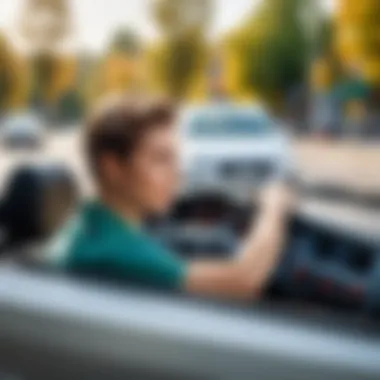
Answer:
[86,95,176,178]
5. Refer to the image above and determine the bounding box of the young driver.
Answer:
[49,97,294,300]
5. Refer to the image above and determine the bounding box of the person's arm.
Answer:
[184,183,293,301]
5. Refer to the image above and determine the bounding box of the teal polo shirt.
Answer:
[47,201,186,290]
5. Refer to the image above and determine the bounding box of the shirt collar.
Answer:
[83,200,140,234]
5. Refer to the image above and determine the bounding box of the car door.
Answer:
[0,263,379,380]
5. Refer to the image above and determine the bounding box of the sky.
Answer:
[0,0,334,53]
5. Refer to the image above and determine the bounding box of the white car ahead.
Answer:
[179,104,293,202]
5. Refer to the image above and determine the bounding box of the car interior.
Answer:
[0,163,379,380]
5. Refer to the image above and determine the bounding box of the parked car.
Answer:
[1,112,45,150]
[179,104,293,202]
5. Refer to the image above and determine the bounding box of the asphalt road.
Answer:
[0,129,379,237]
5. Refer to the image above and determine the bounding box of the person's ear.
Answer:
[99,153,121,186]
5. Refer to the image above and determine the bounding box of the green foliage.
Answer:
[56,88,84,123]
[151,0,212,99]
[154,35,207,99]
[0,34,19,111]
[110,28,141,56]
[30,53,57,107]
[319,18,333,56]
[231,0,322,105]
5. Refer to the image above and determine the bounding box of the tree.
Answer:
[149,0,212,100]
[88,29,144,101]
[56,88,84,123]
[29,53,57,108]
[150,33,208,99]
[110,28,141,56]
[226,0,321,108]
[335,0,380,84]
[20,0,73,113]
[153,0,212,38]
[20,0,71,54]
[0,34,27,112]
[0,35,14,111]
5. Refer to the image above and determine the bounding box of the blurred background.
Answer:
[0,0,379,126]
[0,0,379,172]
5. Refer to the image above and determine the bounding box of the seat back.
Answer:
[0,164,78,251]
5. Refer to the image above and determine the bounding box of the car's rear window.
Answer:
[187,109,275,139]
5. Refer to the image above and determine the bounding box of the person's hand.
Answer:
[260,181,296,218]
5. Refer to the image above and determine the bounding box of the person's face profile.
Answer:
[104,124,180,215]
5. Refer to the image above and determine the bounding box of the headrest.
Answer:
[0,164,78,248]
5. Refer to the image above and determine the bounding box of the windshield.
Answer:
[187,110,275,139]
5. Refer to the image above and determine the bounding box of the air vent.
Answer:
[345,244,375,274]
[314,231,339,260]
